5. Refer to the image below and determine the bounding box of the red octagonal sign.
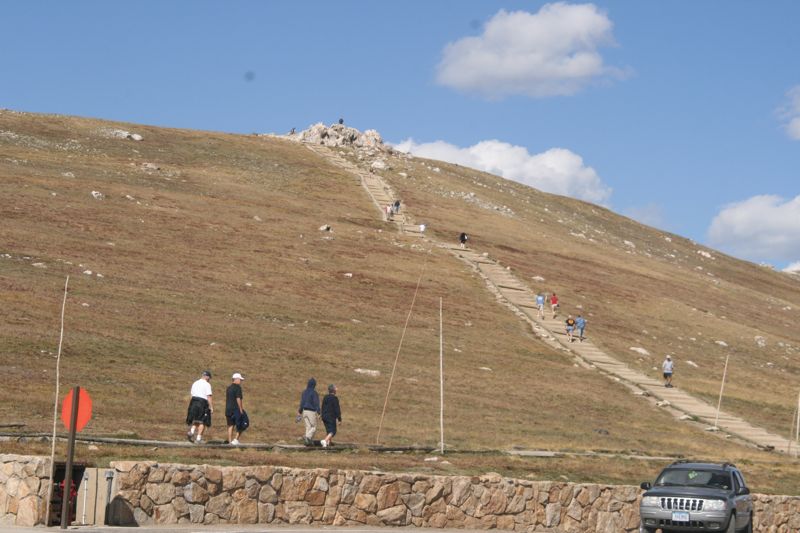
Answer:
[61,388,92,432]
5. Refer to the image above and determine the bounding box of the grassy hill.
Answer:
[2,110,799,492]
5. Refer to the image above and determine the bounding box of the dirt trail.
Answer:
[306,144,793,454]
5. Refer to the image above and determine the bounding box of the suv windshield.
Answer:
[655,469,731,490]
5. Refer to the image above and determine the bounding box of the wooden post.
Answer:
[713,354,730,430]
[61,386,80,529]
[439,297,444,455]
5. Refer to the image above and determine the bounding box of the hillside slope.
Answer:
[1,111,798,467]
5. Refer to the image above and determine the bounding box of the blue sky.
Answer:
[3,1,799,269]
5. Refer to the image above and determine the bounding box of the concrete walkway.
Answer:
[308,144,794,455]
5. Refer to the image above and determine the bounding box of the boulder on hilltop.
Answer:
[287,122,384,149]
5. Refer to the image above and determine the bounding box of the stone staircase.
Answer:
[306,143,794,455]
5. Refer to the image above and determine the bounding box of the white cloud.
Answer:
[707,195,800,263]
[394,138,611,204]
[777,85,800,140]
[435,3,626,98]
[784,261,800,274]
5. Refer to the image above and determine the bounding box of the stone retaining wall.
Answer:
[109,461,800,531]
[1,455,797,530]
[0,454,50,526]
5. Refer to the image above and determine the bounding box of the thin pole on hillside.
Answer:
[795,391,800,458]
[46,275,69,527]
[439,297,444,455]
[376,256,427,445]
[713,354,730,430]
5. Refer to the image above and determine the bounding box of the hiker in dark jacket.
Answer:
[321,384,342,448]
[298,378,320,445]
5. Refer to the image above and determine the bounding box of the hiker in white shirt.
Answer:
[662,356,674,388]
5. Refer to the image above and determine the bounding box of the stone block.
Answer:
[313,476,329,492]
[259,484,277,503]
[15,496,40,526]
[206,493,232,519]
[173,496,189,517]
[377,481,400,509]
[147,467,165,483]
[222,469,246,491]
[545,502,561,527]
[306,490,326,506]
[258,502,275,523]
[354,493,377,512]
[171,470,190,486]
[145,482,175,505]
[498,515,516,530]
[153,503,177,524]
[204,467,222,485]
[284,501,311,524]
[250,466,274,482]
[184,482,208,504]
[402,492,426,517]
[271,472,283,490]
[235,498,258,524]
[377,504,408,525]
[359,475,382,494]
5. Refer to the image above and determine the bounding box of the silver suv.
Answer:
[639,461,753,533]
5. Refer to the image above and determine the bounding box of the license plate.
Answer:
[672,511,690,522]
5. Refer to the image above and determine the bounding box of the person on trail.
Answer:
[536,293,546,319]
[393,200,401,214]
[321,384,342,448]
[459,232,468,249]
[575,314,587,342]
[186,370,213,444]
[385,204,393,221]
[565,315,577,342]
[550,293,559,319]
[298,378,321,445]
[225,373,245,445]
[662,355,674,388]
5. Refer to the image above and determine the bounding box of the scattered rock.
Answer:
[91,191,104,200]
[354,368,380,377]
[754,336,767,348]
[715,340,728,347]
[686,360,698,368]
[319,224,332,232]
[629,347,650,356]
[343,273,353,278]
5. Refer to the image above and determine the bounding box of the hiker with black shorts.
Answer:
[565,315,577,342]
[186,370,213,444]
[321,384,342,448]
[662,355,674,387]
[226,373,245,445]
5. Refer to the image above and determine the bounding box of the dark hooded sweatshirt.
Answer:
[298,378,320,414]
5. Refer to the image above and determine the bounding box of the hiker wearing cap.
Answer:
[186,370,213,444]
[662,355,674,388]
[226,373,245,445]
[298,378,320,446]
[321,384,342,448]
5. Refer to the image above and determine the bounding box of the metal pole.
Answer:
[790,399,797,455]
[439,297,444,455]
[61,386,80,529]
[713,355,730,430]
[46,275,69,526]
[795,391,800,459]
[81,471,89,525]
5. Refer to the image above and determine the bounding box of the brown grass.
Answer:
[1,110,799,495]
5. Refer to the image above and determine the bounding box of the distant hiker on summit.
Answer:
[459,232,469,249]
[298,378,320,445]
[186,370,213,444]
[662,355,674,387]
[575,314,587,342]
[536,293,546,319]
[565,315,577,342]
[550,293,559,319]
[321,384,342,448]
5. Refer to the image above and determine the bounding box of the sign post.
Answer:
[59,387,92,529]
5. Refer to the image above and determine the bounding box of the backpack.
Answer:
[236,411,250,432]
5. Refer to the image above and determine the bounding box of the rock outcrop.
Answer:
[284,122,384,149]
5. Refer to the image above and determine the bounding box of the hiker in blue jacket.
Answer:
[298,378,320,445]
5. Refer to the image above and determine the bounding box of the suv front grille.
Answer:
[661,497,705,511]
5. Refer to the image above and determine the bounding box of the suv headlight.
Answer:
[641,496,660,507]
[704,499,727,511]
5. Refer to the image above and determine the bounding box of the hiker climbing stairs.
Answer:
[306,143,792,454]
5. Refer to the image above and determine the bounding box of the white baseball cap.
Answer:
[232,373,244,380]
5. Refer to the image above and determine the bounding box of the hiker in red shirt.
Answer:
[550,293,559,319]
